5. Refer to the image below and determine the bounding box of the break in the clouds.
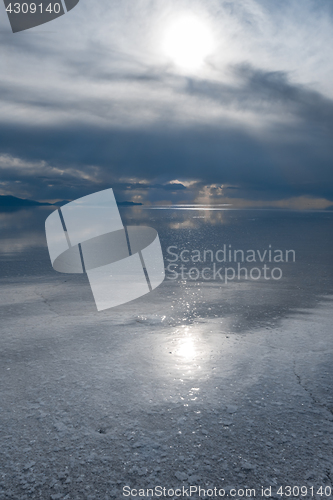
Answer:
[1,0,333,207]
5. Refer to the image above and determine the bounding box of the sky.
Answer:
[1,0,333,208]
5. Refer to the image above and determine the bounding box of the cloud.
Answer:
[185,64,333,131]
[1,0,333,205]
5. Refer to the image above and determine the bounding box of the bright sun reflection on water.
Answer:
[176,336,196,359]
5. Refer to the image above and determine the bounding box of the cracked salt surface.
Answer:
[1,208,333,498]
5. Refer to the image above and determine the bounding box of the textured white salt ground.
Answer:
[0,275,333,499]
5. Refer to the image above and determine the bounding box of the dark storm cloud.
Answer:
[1,62,333,202]
[185,64,333,131]
[0,121,332,202]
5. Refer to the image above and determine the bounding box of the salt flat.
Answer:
[0,207,333,499]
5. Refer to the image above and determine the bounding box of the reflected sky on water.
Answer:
[1,206,333,325]
[1,205,333,490]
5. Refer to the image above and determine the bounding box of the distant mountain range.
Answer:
[0,195,65,207]
[0,195,142,208]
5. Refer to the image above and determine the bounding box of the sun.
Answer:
[163,15,214,71]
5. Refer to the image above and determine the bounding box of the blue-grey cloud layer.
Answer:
[1,0,333,203]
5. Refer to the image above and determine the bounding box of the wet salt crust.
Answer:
[0,207,333,498]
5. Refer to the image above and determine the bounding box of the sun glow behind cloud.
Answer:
[162,14,214,71]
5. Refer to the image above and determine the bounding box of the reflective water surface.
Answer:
[1,206,333,496]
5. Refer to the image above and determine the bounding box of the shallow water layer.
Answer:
[0,207,333,499]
